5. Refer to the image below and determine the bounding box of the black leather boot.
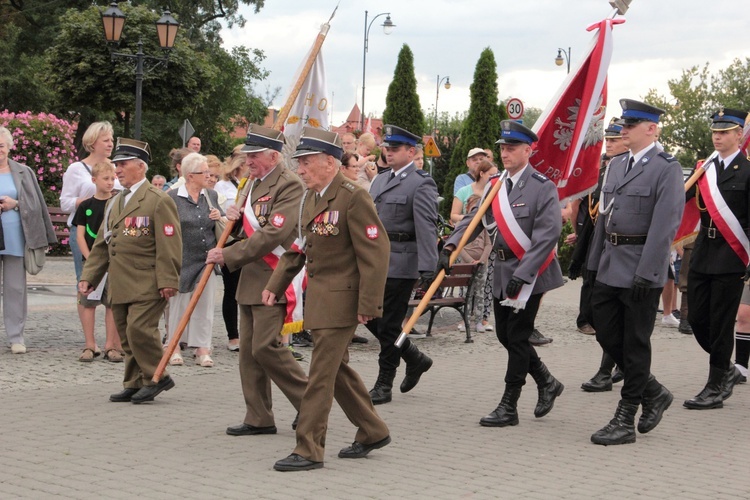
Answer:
[581,369,613,392]
[591,399,639,445]
[720,363,743,400]
[530,362,564,418]
[638,376,673,434]
[399,342,433,393]
[683,365,724,409]
[369,369,396,405]
[479,386,522,427]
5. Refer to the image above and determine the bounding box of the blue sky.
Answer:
[223,0,745,127]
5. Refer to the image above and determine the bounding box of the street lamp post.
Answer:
[433,75,451,136]
[361,10,395,131]
[554,47,571,74]
[101,2,179,140]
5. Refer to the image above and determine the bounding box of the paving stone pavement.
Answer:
[1,257,749,498]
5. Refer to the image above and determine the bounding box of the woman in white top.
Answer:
[60,121,117,281]
[214,144,248,211]
[213,145,248,350]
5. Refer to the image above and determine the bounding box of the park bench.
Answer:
[407,262,481,344]
[47,206,70,242]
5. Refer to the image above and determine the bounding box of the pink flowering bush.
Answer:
[0,110,78,253]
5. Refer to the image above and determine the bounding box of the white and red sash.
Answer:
[696,154,750,266]
[243,196,306,334]
[489,175,556,311]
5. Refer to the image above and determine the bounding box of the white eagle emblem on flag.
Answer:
[552,95,606,151]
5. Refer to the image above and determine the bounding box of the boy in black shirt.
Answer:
[72,161,123,362]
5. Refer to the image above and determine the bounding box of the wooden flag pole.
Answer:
[395,177,505,348]
[684,164,706,192]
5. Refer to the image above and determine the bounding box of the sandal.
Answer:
[79,348,98,362]
[195,354,214,367]
[169,352,184,366]
[104,349,124,363]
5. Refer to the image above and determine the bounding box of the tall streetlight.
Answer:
[554,47,571,74]
[361,10,396,131]
[101,2,180,140]
[433,75,451,136]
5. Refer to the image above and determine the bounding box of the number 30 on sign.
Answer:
[506,98,524,120]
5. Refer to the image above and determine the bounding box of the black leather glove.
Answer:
[436,247,453,276]
[505,276,526,299]
[568,262,582,280]
[418,270,436,289]
[744,264,750,282]
[630,276,653,302]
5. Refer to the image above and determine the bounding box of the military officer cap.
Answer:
[291,127,343,160]
[617,99,665,125]
[710,107,748,131]
[381,124,421,148]
[241,124,285,153]
[604,118,623,138]
[496,120,538,145]
[112,138,151,163]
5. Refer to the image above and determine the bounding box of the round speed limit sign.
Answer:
[506,98,524,120]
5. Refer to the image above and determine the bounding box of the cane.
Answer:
[395,177,505,348]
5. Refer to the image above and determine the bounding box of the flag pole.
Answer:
[395,177,505,348]
[153,9,337,382]
[273,5,337,130]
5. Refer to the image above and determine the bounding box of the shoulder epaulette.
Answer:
[658,151,678,162]
[415,170,430,178]
[531,172,549,182]
[341,180,356,192]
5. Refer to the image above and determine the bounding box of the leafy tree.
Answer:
[382,44,425,135]
[645,58,750,168]
[442,47,506,201]
[0,24,56,112]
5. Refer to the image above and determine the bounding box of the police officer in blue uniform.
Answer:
[587,99,684,445]
[438,120,565,427]
[366,125,438,405]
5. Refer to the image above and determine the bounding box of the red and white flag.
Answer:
[673,159,706,248]
[364,115,374,135]
[282,48,329,140]
[741,120,750,157]
[531,18,624,204]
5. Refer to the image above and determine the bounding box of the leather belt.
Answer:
[700,225,723,239]
[387,232,416,242]
[606,233,647,245]
[495,247,516,260]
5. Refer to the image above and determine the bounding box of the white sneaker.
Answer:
[482,322,494,331]
[458,323,466,332]
[11,343,26,354]
[661,314,679,327]
[475,322,486,333]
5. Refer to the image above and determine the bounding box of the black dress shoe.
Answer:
[226,423,277,436]
[338,435,391,458]
[273,454,323,471]
[351,334,369,344]
[130,375,175,404]
[109,388,140,403]
[529,329,552,346]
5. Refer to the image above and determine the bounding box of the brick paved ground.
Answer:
[1,257,748,498]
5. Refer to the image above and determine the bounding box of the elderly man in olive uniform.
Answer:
[263,127,391,472]
[587,99,684,445]
[79,139,182,404]
[683,108,750,410]
[205,125,308,435]
[366,125,438,405]
[438,120,565,428]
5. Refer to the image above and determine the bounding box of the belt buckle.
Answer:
[707,227,716,239]
[497,248,506,261]
[610,233,618,246]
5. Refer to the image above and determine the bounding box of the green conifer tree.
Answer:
[382,44,425,135]
[442,47,507,200]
